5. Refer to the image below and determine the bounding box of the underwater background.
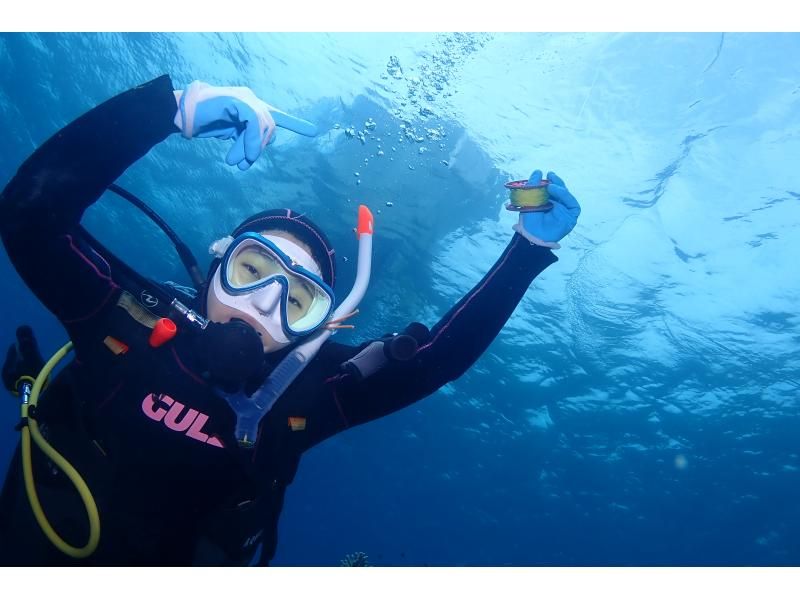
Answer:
[1,32,799,566]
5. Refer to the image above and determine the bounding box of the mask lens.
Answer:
[227,241,284,290]
[224,236,333,335]
[286,282,332,333]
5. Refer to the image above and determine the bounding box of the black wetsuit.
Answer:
[0,75,558,565]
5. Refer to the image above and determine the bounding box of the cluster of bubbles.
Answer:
[382,32,493,123]
[333,33,494,211]
[333,117,449,211]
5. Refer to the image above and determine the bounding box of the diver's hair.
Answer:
[231,209,336,287]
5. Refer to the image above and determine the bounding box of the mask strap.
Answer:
[209,236,235,258]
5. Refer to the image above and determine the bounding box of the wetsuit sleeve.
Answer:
[0,75,178,326]
[306,233,559,445]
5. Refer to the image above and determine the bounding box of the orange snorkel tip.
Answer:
[356,204,374,238]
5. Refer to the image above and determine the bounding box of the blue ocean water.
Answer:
[1,32,799,566]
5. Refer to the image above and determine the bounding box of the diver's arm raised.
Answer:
[0,76,289,325]
[313,235,558,434]
[307,170,581,443]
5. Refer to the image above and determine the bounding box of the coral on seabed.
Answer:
[340,551,371,567]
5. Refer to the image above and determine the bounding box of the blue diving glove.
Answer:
[173,81,318,171]
[512,170,581,249]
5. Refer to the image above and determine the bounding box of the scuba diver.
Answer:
[0,75,581,565]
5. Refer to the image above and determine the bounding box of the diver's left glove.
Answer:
[173,81,278,171]
[2,326,46,397]
[513,170,581,249]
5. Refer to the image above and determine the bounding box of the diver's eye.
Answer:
[243,263,260,278]
[288,295,303,310]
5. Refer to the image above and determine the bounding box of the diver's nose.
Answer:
[250,282,282,315]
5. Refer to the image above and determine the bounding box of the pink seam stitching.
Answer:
[62,285,119,323]
[331,388,349,428]
[170,346,207,386]
[97,380,125,411]
[417,235,521,353]
[64,234,114,282]
[60,234,120,323]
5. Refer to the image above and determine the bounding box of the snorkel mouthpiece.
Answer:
[505,179,554,213]
[203,320,265,387]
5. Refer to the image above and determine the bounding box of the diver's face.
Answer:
[206,230,321,354]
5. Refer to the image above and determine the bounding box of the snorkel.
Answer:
[218,205,374,446]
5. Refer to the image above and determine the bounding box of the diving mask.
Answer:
[210,232,335,338]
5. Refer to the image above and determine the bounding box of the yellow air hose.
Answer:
[20,341,100,559]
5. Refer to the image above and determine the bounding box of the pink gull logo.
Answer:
[141,393,224,448]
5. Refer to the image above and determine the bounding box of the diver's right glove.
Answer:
[2,325,45,396]
[512,170,581,249]
[173,81,277,171]
[173,81,319,171]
